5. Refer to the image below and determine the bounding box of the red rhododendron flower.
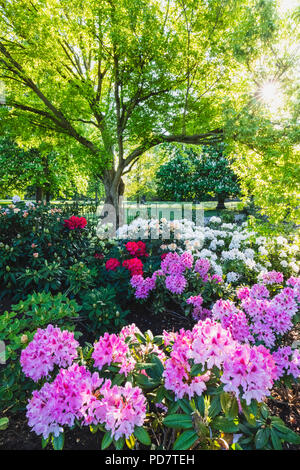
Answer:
[125,241,148,258]
[123,258,143,276]
[63,215,87,230]
[105,258,121,271]
[161,253,167,261]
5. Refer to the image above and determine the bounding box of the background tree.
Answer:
[155,144,240,207]
[0,0,282,225]
[0,133,90,201]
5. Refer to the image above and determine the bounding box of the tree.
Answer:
[0,0,280,225]
[155,144,240,207]
[0,134,89,201]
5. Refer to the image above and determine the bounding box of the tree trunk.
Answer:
[102,172,125,230]
[35,186,44,203]
[216,192,226,210]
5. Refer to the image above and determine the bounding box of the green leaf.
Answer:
[255,428,270,449]
[134,426,151,446]
[195,396,205,416]
[270,429,282,450]
[52,432,64,450]
[173,430,198,450]
[208,395,221,418]
[41,435,50,449]
[211,416,239,433]
[101,431,113,450]
[0,417,9,431]
[163,414,193,429]
[283,430,300,445]
[115,437,125,450]
[178,398,193,415]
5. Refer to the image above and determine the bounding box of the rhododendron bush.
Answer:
[115,217,300,284]
[21,320,300,450]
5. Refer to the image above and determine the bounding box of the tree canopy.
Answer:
[0,0,298,224]
[155,143,240,206]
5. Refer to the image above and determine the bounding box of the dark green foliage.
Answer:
[156,144,240,203]
[80,287,129,334]
[0,292,81,412]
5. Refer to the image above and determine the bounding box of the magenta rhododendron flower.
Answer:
[130,274,155,298]
[105,257,120,271]
[123,257,143,276]
[272,347,300,380]
[165,274,187,294]
[63,215,87,230]
[20,325,79,382]
[237,286,251,300]
[125,241,148,258]
[194,258,210,282]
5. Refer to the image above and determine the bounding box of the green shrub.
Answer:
[80,286,129,334]
[0,292,81,412]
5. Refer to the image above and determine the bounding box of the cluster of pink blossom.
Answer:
[26,363,146,441]
[186,295,211,321]
[194,258,211,282]
[26,363,103,438]
[272,347,300,380]
[162,318,277,404]
[165,274,187,294]
[190,318,237,369]
[287,276,300,302]
[212,300,252,344]
[130,274,156,299]
[163,328,210,400]
[221,344,277,405]
[119,323,142,342]
[262,271,284,285]
[92,332,135,376]
[161,252,188,276]
[249,284,270,300]
[20,325,79,382]
[212,279,299,349]
[237,286,251,300]
[97,380,147,440]
[211,274,223,284]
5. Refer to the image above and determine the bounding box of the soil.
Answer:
[0,303,299,451]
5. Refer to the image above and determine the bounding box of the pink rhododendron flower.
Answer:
[190,318,236,369]
[20,325,79,382]
[221,344,277,404]
[96,380,146,440]
[26,364,103,438]
[92,332,135,376]
[237,286,250,300]
[262,271,284,285]
[163,328,210,400]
